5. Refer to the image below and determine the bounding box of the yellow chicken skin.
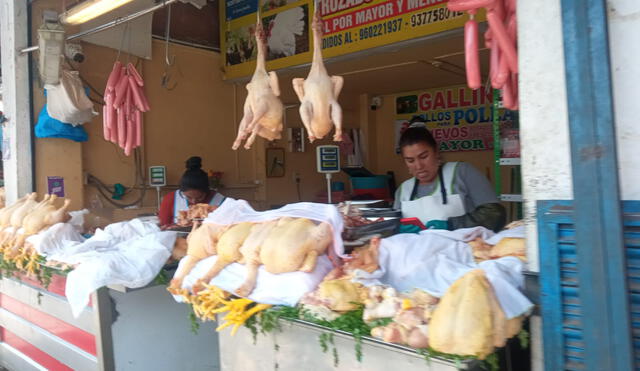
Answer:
[259,218,333,274]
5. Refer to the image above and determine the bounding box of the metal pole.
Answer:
[492,89,502,197]
[326,173,332,204]
[20,0,179,54]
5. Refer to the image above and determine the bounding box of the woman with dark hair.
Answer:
[158,156,226,228]
[393,125,506,232]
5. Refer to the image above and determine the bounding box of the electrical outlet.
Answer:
[293,172,300,183]
[83,172,89,185]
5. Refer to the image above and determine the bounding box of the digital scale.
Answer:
[316,145,340,204]
[149,166,167,209]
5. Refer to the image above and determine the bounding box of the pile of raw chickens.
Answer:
[0,193,72,274]
[451,0,519,110]
[102,61,149,156]
[168,217,333,297]
[299,235,527,359]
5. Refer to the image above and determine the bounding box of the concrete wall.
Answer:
[518,0,572,274]
[608,0,640,200]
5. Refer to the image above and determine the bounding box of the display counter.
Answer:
[219,317,481,371]
[0,271,221,371]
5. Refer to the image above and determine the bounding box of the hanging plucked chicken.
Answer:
[292,8,344,143]
[102,62,150,155]
[232,14,285,150]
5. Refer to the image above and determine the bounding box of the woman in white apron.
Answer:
[393,125,505,232]
[158,156,226,228]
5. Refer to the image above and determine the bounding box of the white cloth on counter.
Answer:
[204,198,346,257]
[49,219,177,318]
[174,254,334,307]
[26,222,86,257]
[352,227,532,319]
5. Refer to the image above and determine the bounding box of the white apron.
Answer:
[399,162,466,224]
[173,190,226,224]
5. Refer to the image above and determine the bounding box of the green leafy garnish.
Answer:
[189,310,200,334]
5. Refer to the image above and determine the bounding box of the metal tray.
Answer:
[342,218,400,241]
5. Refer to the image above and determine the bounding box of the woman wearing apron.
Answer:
[158,156,226,228]
[393,125,506,232]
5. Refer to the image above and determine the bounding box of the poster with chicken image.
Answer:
[222,0,312,74]
[221,0,480,79]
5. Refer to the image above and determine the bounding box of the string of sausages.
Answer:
[449,0,518,110]
[102,61,150,156]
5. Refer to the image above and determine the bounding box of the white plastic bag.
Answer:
[45,69,95,125]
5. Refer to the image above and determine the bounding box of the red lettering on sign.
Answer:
[433,91,445,110]
[419,93,432,111]
[459,88,471,107]
[446,90,458,108]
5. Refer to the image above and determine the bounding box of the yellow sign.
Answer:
[394,85,516,152]
[220,0,476,79]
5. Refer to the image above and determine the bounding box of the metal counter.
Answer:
[219,317,482,371]
[0,273,220,371]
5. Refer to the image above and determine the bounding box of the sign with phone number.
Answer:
[320,0,469,56]
[220,0,481,79]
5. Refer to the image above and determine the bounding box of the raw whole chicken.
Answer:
[235,220,279,297]
[0,194,31,244]
[232,17,284,150]
[428,269,522,359]
[259,218,333,274]
[267,7,305,57]
[169,222,228,293]
[8,193,39,229]
[292,10,344,143]
[0,193,30,228]
[194,222,254,291]
[10,198,71,254]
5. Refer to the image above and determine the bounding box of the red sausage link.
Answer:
[447,0,494,12]
[487,11,518,74]
[464,19,481,89]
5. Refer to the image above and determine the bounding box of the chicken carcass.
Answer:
[168,222,228,293]
[8,193,39,229]
[232,17,284,150]
[194,222,254,291]
[490,237,526,261]
[428,269,496,359]
[259,218,333,274]
[0,193,31,246]
[11,198,71,253]
[235,220,279,297]
[292,10,344,143]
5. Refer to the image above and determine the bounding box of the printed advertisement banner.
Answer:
[220,0,477,79]
[394,85,517,153]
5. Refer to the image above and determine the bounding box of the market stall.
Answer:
[0,0,531,369]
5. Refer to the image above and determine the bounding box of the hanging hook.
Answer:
[164,3,175,67]
[161,2,177,90]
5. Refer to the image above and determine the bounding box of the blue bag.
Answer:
[35,103,88,142]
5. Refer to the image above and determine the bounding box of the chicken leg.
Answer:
[234,220,279,297]
[193,222,253,292]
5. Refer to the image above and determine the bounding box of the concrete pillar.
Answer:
[0,0,34,203]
